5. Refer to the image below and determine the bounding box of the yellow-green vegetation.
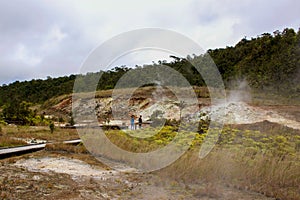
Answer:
[102,123,299,200]
[218,126,299,157]
[108,126,171,152]
[104,126,200,153]
[105,124,299,156]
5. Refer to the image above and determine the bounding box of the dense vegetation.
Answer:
[84,121,299,200]
[0,28,299,124]
[209,28,300,95]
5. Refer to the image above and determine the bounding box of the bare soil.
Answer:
[259,105,300,123]
[0,150,275,200]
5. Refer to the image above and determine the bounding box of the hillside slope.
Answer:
[0,28,299,108]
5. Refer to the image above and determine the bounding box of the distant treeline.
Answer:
[0,27,299,106]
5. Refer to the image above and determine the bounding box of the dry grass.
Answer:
[41,94,71,109]
[61,86,210,102]
[155,147,300,200]
[81,124,299,199]
[0,125,79,143]
[104,129,163,153]
[45,143,88,154]
[0,135,27,147]
[251,89,300,106]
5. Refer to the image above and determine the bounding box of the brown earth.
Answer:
[0,150,275,200]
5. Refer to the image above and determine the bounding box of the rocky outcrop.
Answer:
[49,86,204,123]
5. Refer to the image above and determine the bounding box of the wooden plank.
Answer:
[0,139,82,158]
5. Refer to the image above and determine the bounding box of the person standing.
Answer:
[130,115,135,130]
[138,115,142,129]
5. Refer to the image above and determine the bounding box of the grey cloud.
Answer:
[0,0,299,85]
[0,0,92,84]
[190,0,300,42]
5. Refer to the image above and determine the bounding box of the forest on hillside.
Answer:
[0,28,299,107]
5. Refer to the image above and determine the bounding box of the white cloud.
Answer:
[0,0,299,84]
[47,25,67,43]
[41,25,67,52]
[14,44,42,66]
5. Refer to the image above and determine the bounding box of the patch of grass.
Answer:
[99,123,300,200]
[102,126,192,153]
[251,89,300,106]
[154,145,299,199]
[1,126,79,142]
[104,128,161,153]
[0,136,27,147]
[41,94,71,109]
[0,125,79,147]
[45,143,88,154]
[150,125,300,200]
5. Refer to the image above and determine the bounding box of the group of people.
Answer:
[130,115,142,130]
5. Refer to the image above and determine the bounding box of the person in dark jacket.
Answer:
[138,115,142,129]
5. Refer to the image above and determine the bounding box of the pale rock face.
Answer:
[51,92,300,130]
[54,89,201,123]
[198,101,300,129]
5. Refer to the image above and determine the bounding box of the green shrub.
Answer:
[49,122,55,133]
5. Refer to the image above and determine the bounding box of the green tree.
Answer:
[2,101,35,125]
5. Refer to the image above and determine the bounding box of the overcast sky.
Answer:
[0,0,299,85]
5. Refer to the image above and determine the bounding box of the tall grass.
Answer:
[156,147,299,200]
[153,123,300,200]
[99,123,300,200]
[0,135,27,147]
[0,125,79,142]
[0,125,79,148]
[45,143,88,154]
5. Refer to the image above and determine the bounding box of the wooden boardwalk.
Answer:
[0,139,82,159]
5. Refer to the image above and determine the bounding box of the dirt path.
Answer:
[0,155,275,200]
